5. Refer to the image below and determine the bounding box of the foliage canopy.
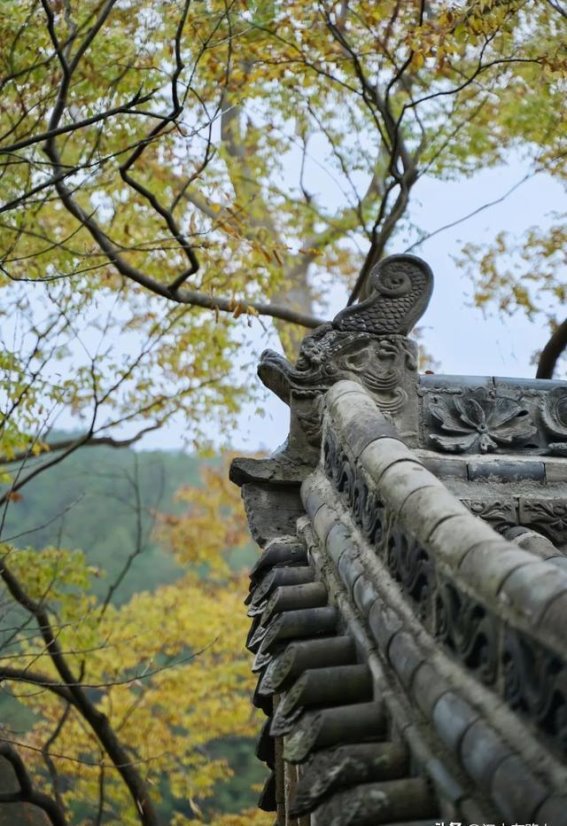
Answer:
[1,0,565,465]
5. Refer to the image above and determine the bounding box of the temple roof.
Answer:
[231,254,567,825]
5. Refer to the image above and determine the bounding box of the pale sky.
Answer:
[203,161,566,453]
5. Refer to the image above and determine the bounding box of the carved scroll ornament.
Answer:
[232,255,434,484]
[333,253,434,335]
[261,254,432,445]
[542,387,567,456]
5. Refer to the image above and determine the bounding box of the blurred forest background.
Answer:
[1,439,267,824]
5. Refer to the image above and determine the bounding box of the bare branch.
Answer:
[0,424,163,467]
[405,172,535,253]
[0,559,161,825]
[42,704,73,815]
[536,318,567,379]
[118,0,200,289]
[545,0,567,18]
[0,743,68,826]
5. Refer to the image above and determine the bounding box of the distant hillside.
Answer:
[1,440,203,603]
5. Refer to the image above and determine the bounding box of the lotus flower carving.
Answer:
[429,388,537,454]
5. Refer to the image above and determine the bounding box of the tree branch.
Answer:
[0,561,160,826]
[0,89,155,154]
[536,318,567,379]
[0,743,68,826]
[0,424,162,467]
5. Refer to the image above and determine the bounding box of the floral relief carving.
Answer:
[541,387,567,456]
[519,499,567,545]
[428,388,537,454]
[461,498,517,532]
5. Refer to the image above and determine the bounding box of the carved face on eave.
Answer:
[292,333,418,445]
[336,336,417,387]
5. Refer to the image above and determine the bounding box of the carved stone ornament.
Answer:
[518,498,567,546]
[428,387,537,454]
[332,253,433,335]
[260,332,417,446]
[503,629,567,752]
[541,387,567,456]
[460,498,517,532]
[231,254,433,484]
[435,579,499,687]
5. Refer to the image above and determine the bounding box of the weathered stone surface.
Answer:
[457,543,535,596]
[540,590,567,639]
[310,777,439,826]
[270,665,372,736]
[352,574,379,617]
[490,754,548,822]
[327,385,401,456]
[250,566,315,609]
[420,374,567,456]
[468,458,545,481]
[337,548,364,592]
[290,742,409,816]
[258,606,339,655]
[252,676,274,716]
[244,256,433,473]
[240,482,304,545]
[545,459,567,482]
[534,795,567,826]
[326,522,353,566]
[377,462,440,516]
[505,525,559,559]
[285,702,386,763]
[234,255,567,824]
[428,513,498,568]
[333,255,434,337]
[368,600,403,653]
[247,615,268,650]
[518,496,567,545]
[499,560,567,623]
[388,631,424,689]
[398,485,469,543]
[419,373,492,390]
[252,643,287,673]
[541,386,567,451]
[359,438,416,482]
[258,771,277,811]
[260,582,328,626]
[230,453,311,485]
[460,720,511,793]
[258,636,356,696]
[418,453,469,479]
[250,536,307,581]
[432,691,479,754]
[411,662,449,719]
[463,496,518,531]
[257,717,275,768]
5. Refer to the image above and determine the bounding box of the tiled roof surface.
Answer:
[231,255,567,826]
